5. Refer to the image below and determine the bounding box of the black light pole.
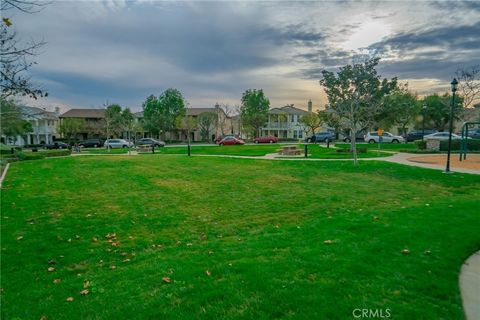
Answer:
[422,104,427,141]
[445,78,458,173]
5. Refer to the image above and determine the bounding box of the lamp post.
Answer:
[445,78,458,173]
[422,104,427,141]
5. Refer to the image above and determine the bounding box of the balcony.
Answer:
[264,122,289,129]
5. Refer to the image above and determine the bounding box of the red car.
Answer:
[218,137,245,146]
[253,136,278,144]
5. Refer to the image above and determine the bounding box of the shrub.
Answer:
[336,147,367,153]
[43,150,71,157]
[439,139,480,151]
[15,151,46,161]
[414,140,427,150]
[0,146,22,154]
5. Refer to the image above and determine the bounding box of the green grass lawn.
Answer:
[1,156,479,319]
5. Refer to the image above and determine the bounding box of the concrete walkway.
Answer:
[460,251,480,320]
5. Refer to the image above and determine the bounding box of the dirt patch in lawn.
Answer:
[407,154,480,170]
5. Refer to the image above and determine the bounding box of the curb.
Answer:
[0,162,11,187]
[460,251,480,320]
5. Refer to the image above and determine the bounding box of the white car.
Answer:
[364,132,405,143]
[423,132,463,141]
[104,139,133,149]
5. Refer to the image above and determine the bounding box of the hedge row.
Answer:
[336,147,367,154]
[440,139,480,151]
[0,146,22,154]
[3,149,72,162]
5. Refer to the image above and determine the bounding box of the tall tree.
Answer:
[240,89,270,137]
[121,107,135,141]
[105,104,123,138]
[318,108,342,138]
[455,65,480,109]
[1,0,48,99]
[197,111,217,142]
[0,98,32,144]
[299,112,322,135]
[378,85,419,136]
[176,115,197,143]
[58,118,85,145]
[319,58,397,164]
[422,93,463,131]
[142,89,187,140]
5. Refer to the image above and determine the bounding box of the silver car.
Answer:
[104,139,133,149]
[423,132,463,141]
[364,132,405,143]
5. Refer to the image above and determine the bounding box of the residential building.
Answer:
[59,108,106,140]
[2,106,60,146]
[260,104,309,139]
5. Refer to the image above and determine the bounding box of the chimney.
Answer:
[308,100,312,112]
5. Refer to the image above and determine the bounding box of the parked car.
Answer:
[364,132,405,143]
[44,141,69,149]
[305,132,335,143]
[423,132,463,141]
[104,139,133,149]
[406,130,437,142]
[215,135,234,144]
[79,139,103,148]
[253,136,278,144]
[137,138,165,147]
[342,131,366,143]
[467,129,480,139]
[218,137,245,146]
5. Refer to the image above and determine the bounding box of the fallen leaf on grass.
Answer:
[424,250,432,255]
[80,289,89,295]
[323,240,334,244]
[47,267,55,272]
[48,260,57,265]
[205,270,211,277]
[401,249,410,255]
[162,277,171,283]
[110,265,116,270]
[123,258,130,263]
[16,236,23,241]
[83,280,90,289]
[186,243,193,247]
[66,297,74,302]
[91,237,98,242]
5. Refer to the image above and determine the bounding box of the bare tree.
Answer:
[456,65,480,109]
[1,0,49,99]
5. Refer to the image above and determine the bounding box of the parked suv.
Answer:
[467,129,480,139]
[137,138,165,147]
[79,139,103,148]
[305,132,335,143]
[364,132,404,143]
[406,130,437,142]
[104,139,133,149]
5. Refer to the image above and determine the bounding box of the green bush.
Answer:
[414,140,427,150]
[336,147,367,154]
[439,139,480,151]
[43,150,71,157]
[0,147,22,154]
[15,151,46,161]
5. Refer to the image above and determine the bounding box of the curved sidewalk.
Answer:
[460,251,480,320]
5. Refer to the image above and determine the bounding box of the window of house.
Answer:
[299,131,303,138]
[293,130,297,138]
[291,115,295,122]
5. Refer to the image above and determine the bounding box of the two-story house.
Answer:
[59,109,106,140]
[3,106,60,146]
[260,104,309,139]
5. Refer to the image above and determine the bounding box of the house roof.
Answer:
[21,106,58,120]
[60,109,105,118]
[269,105,308,115]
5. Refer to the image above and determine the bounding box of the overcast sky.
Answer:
[11,0,480,112]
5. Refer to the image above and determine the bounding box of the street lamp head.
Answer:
[451,78,458,93]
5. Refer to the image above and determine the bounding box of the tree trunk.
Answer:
[351,128,358,165]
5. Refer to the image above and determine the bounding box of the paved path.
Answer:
[460,251,480,320]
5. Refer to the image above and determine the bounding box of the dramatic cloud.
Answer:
[9,0,480,111]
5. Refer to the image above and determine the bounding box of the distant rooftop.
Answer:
[60,109,105,118]
[269,105,308,115]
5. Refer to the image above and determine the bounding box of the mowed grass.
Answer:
[1,156,479,319]
[335,142,418,151]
